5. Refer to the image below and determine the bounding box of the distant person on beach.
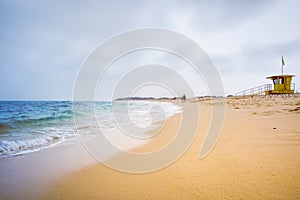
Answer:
[182,94,186,103]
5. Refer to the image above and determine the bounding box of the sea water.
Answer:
[0,101,181,157]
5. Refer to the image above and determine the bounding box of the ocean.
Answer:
[0,101,181,158]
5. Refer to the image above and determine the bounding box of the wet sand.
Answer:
[0,139,96,200]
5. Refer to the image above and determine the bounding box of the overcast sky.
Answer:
[1,0,299,100]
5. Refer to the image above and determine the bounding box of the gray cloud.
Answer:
[0,0,299,99]
[177,0,275,32]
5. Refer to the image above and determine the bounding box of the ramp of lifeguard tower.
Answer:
[235,84,272,97]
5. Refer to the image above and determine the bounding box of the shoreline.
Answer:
[0,101,183,199]
[43,96,300,199]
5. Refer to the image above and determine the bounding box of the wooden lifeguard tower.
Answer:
[265,56,295,95]
[265,74,295,95]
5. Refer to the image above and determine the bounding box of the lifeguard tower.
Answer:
[265,75,295,95]
[235,56,296,97]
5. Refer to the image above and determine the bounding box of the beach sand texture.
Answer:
[43,96,300,199]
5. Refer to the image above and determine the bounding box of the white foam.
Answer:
[0,101,182,158]
[0,128,76,157]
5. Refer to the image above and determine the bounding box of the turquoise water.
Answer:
[0,101,181,157]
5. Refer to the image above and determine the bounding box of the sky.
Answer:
[0,0,299,100]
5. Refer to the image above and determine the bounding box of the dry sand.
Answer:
[43,95,300,199]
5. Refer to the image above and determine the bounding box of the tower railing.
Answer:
[235,84,272,97]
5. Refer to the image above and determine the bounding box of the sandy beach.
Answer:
[2,1,300,199]
[42,95,300,199]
